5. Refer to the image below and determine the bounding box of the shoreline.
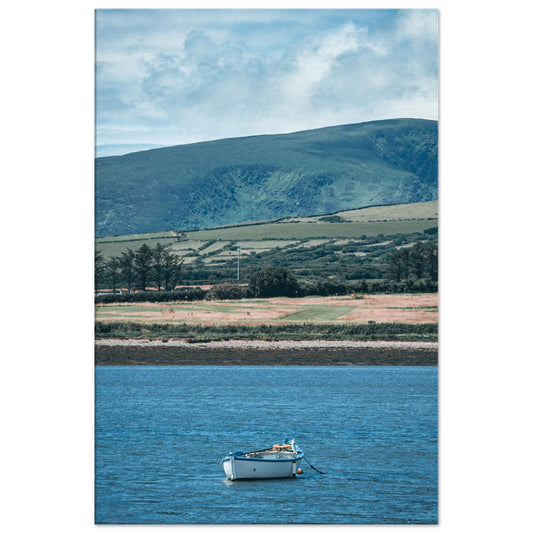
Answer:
[95,339,438,366]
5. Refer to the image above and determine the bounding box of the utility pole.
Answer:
[237,247,241,281]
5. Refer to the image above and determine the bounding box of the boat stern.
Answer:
[222,451,242,480]
[222,456,233,479]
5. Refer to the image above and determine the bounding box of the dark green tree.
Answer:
[106,256,121,294]
[120,248,135,293]
[134,244,153,291]
[410,242,426,279]
[386,250,404,282]
[248,266,300,297]
[400,249,411,282]
[386,248,411,282]
[423,243,438,282]
[208,283,246,300]
[162,248,182,291]
[152,243,165,291]
[95,249,105,292]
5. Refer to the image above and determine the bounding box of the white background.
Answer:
[2,1,532,532]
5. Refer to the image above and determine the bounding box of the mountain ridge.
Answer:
[96,118,438,237]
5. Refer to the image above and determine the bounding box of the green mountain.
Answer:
[95,118,437,237]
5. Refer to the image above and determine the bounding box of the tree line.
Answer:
[95,241,438,298]
[385,242,437,283]
[95,243,183,293]
[95,266,437,305]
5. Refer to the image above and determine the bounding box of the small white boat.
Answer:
[222,439,304,480]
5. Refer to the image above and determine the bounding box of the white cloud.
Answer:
[396,9,439,42]
[95,9,439,150]
[280,22,365,106]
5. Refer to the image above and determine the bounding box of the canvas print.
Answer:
[95,9,438,524]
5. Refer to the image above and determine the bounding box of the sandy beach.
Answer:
[95,339,438,366]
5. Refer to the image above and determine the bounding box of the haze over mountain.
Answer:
[96,144,169,158]
[95,118,437,237]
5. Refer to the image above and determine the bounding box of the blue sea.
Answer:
[95,366,438,524]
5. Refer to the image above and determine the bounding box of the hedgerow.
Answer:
[95,287,206,304]
[95,321,438,341]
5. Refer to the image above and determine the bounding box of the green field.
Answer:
[96,236,177,259]
[95,201,438,285]
[96,201,437,254]
[282,305,356,321]
[95,293,438,325]
[186,219,436,241]
[95,292,439,341]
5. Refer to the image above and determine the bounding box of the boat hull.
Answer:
[222,451,303,480]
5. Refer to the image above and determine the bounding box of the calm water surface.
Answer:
[95,365,438,524]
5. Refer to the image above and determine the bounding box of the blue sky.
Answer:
[95,9,438,156]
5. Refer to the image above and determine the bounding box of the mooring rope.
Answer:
[302,456,326,474]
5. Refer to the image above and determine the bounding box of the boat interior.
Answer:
[245,445,298,459]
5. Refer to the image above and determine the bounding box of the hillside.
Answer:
[95,119,438,237]
[96,200,438,285]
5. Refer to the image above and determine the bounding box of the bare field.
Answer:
[95,294,438,325]
[281,201,438,224]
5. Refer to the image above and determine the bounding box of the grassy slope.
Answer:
[96,119,437,237]
[187,219,436,241]
[96,200,438,285]
[96,201,437,255]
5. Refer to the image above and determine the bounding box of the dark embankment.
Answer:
[95,340,438,366]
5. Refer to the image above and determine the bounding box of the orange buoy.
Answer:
[297,468,303,474]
